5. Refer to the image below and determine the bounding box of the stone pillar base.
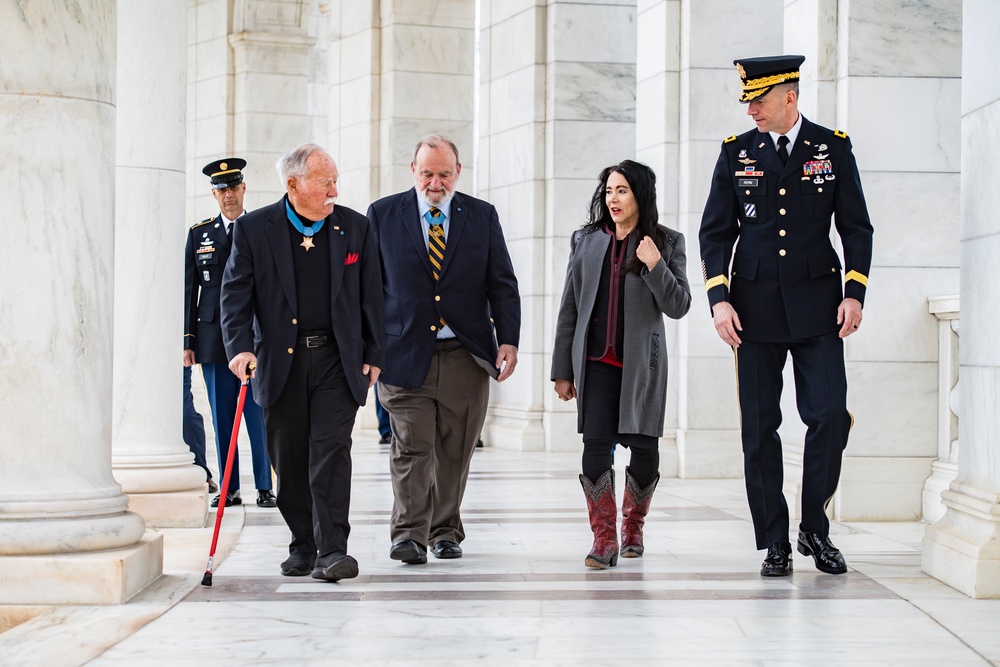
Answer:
[485,406,545,451]
[830,456,933,521]
[675,429,743,478]
[922,460,959,523]
[923,486,1000,599]
[0,533,163,605]
[126,488,209,529]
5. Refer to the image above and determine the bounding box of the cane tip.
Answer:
[201,572,213,587]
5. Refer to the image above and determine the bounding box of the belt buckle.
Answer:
[304,335,324,348]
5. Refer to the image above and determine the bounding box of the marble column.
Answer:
[923,0,1000,599]
[666,0,784,476]
[783,0,962,521]
[327,0,381,210]
[0,0,161,605]
[229,0,317,207]
[112,0,209,529]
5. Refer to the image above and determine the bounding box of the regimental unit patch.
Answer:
[744,203,757,218]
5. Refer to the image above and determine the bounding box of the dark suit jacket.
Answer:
[184,214,230,364]
[366,188,520,390]
[699,116,874,342]
[220,198,385,409]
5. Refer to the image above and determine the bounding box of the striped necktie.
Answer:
[426,208,446,328]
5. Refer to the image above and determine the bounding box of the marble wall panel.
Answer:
[384,72,474,122]
[381,118,474,163]
[683,140,729,216]
[842,0,961,78]
[684,356,740,429]
[547,120,636,179]
[335,0,378,35]
[636,0,679,82]
[836,456,932,521]
[784,0,838,81]
[684,68,759,141]
[196,0,230,42]
[636,72,673,150]
[960,100,1000,241]
[332,77,379,127]
[235,72,309,113]
[487,123,546,189]
[863,172,961,268]
[339,31,380,81]
[486,0,544,26]
[383,24,474,75]
[192,38,232,80]
[384,0,475,29]
[549,62,636,122]
[845,360,938,457]
[961,2,1000,114]
[845,266,956,363]
[191,77,230,122]
[488,8,545,80]
[230,38,314,75]
[841,77,960,173]
[487,66,546,134]
[547,3,637,65]
[683,0,783,69]
[960,234,1000,368]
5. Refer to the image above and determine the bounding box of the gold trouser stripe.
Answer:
[705,275,729,291]
[845,270,868,286]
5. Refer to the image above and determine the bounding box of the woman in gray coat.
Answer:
[551,160,691,568]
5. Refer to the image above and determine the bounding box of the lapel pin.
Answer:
[758,142,765,148]
[803,140,811,146]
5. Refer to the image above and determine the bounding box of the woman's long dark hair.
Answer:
[582,160,666,274]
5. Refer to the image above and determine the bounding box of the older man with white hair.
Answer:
[222,144,384,582]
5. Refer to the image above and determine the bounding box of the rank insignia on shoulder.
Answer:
[192,217,213,229]
[834,129,848,139]
[724,135,737,144]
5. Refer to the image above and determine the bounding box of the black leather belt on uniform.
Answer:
[297,332,334,348]
[435,338,463,351]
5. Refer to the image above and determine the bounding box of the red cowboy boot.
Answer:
[620,467,659,557]
[580,470,618,568]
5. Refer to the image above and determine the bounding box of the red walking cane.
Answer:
[201,361,255,587]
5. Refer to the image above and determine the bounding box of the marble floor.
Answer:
[3,428,1000,666]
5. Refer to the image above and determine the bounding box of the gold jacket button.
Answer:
[435,295,441,302]
[779,249,787,257]
[779,229,786,237]
[818,187,824,193]
[430,326,437,332]
[779,188,786,195]
[292,318,297,325]
[287,348,293,354]
[745,189,751,195]
[779,208,787,215]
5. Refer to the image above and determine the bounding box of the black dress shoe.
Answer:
[431,540,463,559]
[475,438,484,448]
[210,489,242,508]
[760,540,793,577]
[256,489,277,508]
[281,552,316,577]
[389,539,427,564]
[378,434,391,445]
[312,554,359,582]
[797,531,848,574]
[207,479,219,494]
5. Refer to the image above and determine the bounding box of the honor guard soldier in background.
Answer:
[184,158,277,509]
[698,56,873,577]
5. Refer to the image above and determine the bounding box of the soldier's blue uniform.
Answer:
[185,158,274,507]
[699,55,873,575]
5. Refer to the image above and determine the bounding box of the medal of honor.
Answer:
[300,235,315,251]
[286,199,326,252]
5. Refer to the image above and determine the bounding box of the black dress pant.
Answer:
[736,332,852,550]
[264,342,359,559]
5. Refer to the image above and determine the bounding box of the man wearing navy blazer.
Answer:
[367,135,520,564]
[221,144,384,582]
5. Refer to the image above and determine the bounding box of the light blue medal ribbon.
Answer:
[285,199,326,237]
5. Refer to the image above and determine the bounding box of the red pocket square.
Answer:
[345,252,359,265]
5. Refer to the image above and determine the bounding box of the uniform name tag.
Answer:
[803,160,832,176]
[738,178,759,187]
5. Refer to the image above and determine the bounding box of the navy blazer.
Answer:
[699,116,873,342]
[220,198,385,409]
[184,214,231,364]
[367,188,520,390]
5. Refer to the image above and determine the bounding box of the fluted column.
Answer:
[111,0,209,528]
[923,0,1000,599]
[0,0,161,604]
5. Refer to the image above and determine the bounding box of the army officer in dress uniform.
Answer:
[184,158,277,509]
[698,55,873,577]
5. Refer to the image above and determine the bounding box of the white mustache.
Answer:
[324,197,337,205]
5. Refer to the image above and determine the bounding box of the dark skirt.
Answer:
[581,361,658,450]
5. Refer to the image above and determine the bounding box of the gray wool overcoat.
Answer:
[550,225,692,437]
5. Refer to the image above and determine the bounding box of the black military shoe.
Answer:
[389,539,427,564]
[760,540,793,577]
[797,531,848,574]
[210,489,242,508]
[256,489,277,508]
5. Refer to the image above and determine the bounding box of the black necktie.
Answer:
[226,223,232,240]
[776,135,789,166]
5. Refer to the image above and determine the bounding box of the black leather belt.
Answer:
[297,332,334,348]
[435,338,463,351]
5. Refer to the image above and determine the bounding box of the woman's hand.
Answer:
[554,379,576,401]
[636,236,660,271]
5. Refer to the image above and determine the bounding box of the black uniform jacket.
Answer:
[699,116,873,342]
[220,199,385,409]
[184,214,231,364]
[366,188,521,390]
